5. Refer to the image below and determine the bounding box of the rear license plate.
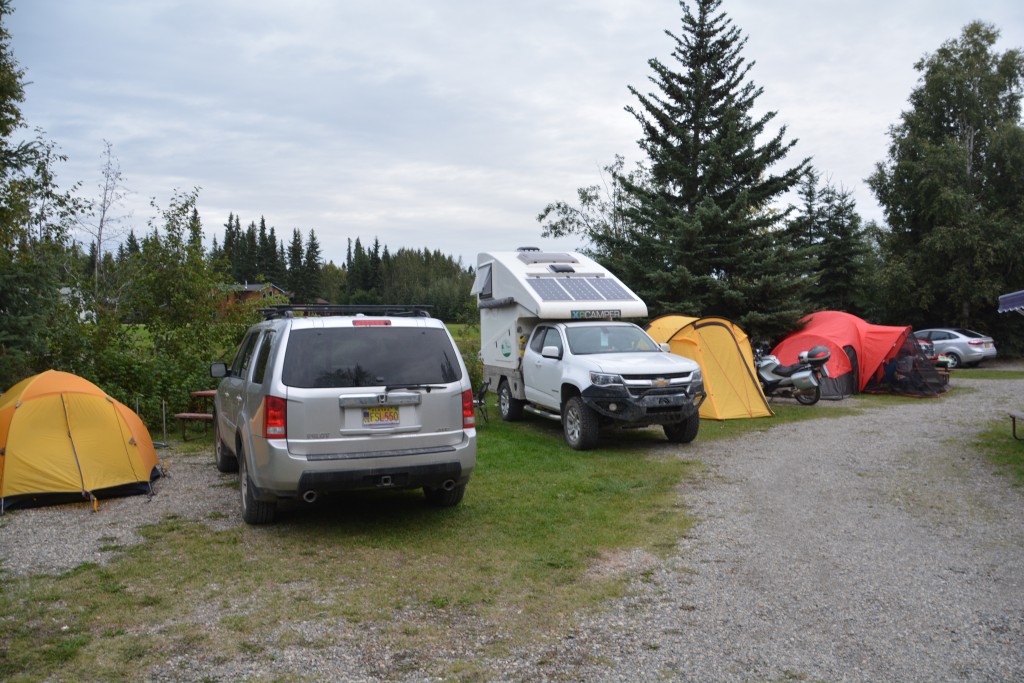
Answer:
[985,342,992,348]
[362,406,400,426]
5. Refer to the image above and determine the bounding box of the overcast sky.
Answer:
[8,1,1024,268]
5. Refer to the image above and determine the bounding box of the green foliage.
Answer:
[868,21,1024,334]
[450,323,483,389]
[38,189,265,426]
[0,4,88,389]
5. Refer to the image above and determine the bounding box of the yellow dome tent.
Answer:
[647,315,772,420]
[0,370,160,510]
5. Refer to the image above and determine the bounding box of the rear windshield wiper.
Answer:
[384,383,447,393]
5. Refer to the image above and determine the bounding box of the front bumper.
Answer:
[580,383,706,425]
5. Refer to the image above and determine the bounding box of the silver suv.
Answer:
[210,305,476,524]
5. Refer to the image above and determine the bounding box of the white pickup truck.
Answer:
[497,319,705,449]
[474,249,705,450]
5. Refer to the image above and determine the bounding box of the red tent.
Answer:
[771,311,944,398]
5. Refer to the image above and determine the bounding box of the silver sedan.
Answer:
[914,328,997,368]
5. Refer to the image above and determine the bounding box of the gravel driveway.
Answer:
[3,370,1023,681]
[508,370,1024,682]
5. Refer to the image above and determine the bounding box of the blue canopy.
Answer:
[998,290,1024,314]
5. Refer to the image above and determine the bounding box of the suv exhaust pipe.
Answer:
[302,490,318,504]
[441,479,456,491]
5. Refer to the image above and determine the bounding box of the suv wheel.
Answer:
[213,415,238,473]
[498,379,525,421]
[239,446,276,525]
[563,395,600,450]
[424,483,466,507]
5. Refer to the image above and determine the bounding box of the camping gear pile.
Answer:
[0,370,160,511]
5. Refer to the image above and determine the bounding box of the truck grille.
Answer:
[620,372,697,398]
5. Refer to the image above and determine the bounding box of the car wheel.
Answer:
[239,446,276,525]
[563,395,600,450]
[498,379,525,421]
[214,415,238,473]
[946,352,962,369]
[423,483,466,507]
[795,385,821,405]
[664,413,700,443]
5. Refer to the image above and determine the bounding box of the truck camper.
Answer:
[472,248,705,450]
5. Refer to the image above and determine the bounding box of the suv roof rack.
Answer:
[259,304,434,320]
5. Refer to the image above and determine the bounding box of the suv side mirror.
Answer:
[660,343,671,353]
[210,362,228,379]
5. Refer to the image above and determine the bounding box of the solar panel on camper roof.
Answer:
[527,278,573,300]
[560,278,602,300]
[526,277,637,302]
[518,252,577,265]
[588,278,632,300]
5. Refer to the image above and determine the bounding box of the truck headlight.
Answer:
[590,372,624,386]
[691,368,702,384]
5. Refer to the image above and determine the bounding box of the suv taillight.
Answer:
[462,389,475,429]
[264,395,287,438]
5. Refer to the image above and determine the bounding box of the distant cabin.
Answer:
[222,283,288,306]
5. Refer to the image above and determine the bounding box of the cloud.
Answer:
[8,0,1024,267]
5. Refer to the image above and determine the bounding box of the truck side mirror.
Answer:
[541,345,562,360]
[660,343,672,353]
[210,362,228,378]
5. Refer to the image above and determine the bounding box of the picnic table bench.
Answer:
[175,389,216,441]
[1010,411,1024,441]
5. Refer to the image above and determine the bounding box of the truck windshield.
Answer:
[566,325,660,355]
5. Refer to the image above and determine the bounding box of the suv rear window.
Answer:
[282,327,463,388]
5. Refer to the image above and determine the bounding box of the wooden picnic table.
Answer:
[175,390,217,440]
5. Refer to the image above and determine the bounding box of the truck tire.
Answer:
[664,413,700,443]
[563,395,600,450]
[498,379,525,421]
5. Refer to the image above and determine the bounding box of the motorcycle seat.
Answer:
[772,362,806,378]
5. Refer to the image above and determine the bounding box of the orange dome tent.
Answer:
[0,370,160,511]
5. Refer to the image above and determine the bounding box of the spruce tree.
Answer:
[302,230,323,302]
[286,229,304,298]
[610,0,809,338]
[815,183,870,314]
[233,221,259,284]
